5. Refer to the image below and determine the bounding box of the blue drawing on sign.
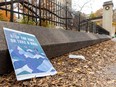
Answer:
[10,46,55,75]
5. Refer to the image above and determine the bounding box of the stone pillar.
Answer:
[112,26,116,36]
[102,1,114,36]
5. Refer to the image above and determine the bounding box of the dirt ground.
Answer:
[0,40,116,87]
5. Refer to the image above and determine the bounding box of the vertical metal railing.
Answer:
[39,0,41,26]
[10,0,13,22]
[65,2,68,30]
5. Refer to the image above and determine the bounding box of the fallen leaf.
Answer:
[88,71,95,75]
[57,72,65,75]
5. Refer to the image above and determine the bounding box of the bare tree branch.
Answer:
[79,0,91,11]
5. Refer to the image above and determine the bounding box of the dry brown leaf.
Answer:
[57,71,65,75]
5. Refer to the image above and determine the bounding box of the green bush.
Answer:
[19,16,36,25]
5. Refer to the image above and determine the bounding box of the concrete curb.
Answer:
[0,21,111,74]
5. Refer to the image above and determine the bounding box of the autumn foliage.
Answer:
[0,10,11,21]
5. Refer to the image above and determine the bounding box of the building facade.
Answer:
[91,1,116,36]
[58,0,72,8]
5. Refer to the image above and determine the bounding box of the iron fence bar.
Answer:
[92,22,93,33]
[50,1,55,24]
[18,0,20,19]
[78,13,80,31]
[5,0,7,16]
[39,0,41,26]
[45,0,47,25]
[56,0,58,26]
[65,2,68,30]
[27,0,29,24]
[86,21,88,32]
[53,0,57,26]
[60,2,61,26]
[42,1,45,23]
[31,1,34,22]
[10,0,13,22]
[53,1,55,25]
[23,0,25,22]
[58,1,60,26]
[35,1,38,25]
[48,0,50,24]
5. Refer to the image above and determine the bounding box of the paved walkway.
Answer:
[96,38,116,87]
[112,38,116,42]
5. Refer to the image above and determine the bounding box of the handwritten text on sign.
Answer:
[10,33,38,46]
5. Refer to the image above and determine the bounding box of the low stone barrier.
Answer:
[0,21,111,74]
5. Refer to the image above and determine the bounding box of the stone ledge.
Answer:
[0,21,111,74]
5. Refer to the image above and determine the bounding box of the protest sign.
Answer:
[4,27,57,81]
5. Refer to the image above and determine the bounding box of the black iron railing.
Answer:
[0,0,72,29]
[0,0,110,35]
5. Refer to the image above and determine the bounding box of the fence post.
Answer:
[39,0,42,26]
[86,21,88,32]
[91,22,94,33]
[78,13,80,31]
[65,2,68,30]
[10,0,14,22]
[5,0,7,16]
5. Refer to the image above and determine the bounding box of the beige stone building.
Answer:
[91,1,116,36]
[58,0,72,8]
[102,1,116,36]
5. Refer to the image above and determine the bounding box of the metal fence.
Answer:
[80,17,109,35]
[0,0,109,35]
[0,0,72,29]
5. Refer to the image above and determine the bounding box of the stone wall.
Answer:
[0,21,111,74]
